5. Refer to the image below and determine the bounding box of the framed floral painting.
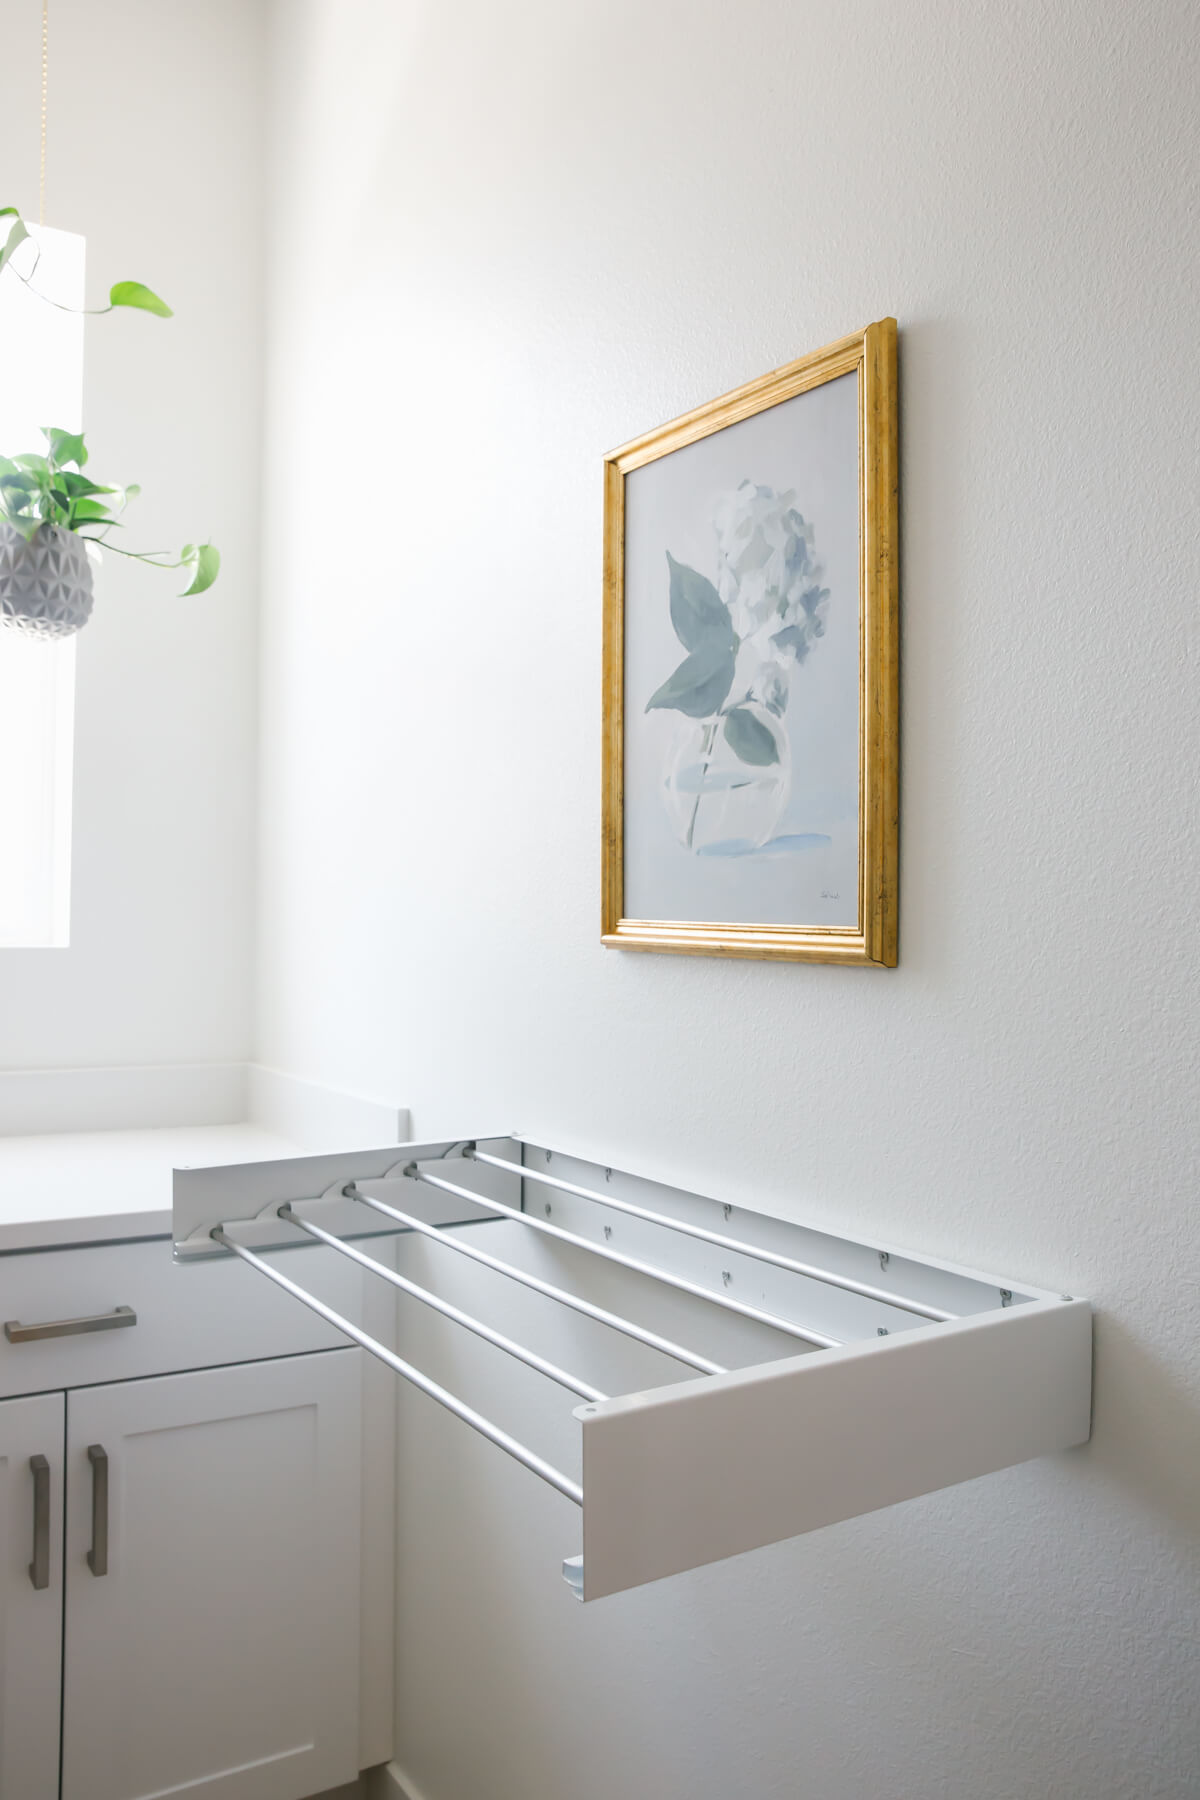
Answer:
[601,318,898,965]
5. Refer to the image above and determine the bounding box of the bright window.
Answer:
[0,225,84,948]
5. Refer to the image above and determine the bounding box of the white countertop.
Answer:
[0,1124,310,1252]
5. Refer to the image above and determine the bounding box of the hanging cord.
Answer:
[39,0,48,225]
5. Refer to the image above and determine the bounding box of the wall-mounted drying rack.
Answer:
[173,1136,1093,1601]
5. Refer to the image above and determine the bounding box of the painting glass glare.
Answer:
[623,372,860,928]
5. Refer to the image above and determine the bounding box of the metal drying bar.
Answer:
[464,1146,955,1322]
[279,1205,608,1403]
[347,1189,726,1376]
[176,1135,1093,1602]
[212,1227,584,1505]
[396,1165,841,1351]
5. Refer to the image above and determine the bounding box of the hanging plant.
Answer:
[0,203,219,639]
[0,427,219,639]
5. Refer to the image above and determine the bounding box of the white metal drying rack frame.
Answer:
[173,1136,1093,1602]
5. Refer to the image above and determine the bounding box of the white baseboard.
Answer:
[0,1061,248,1136]
[248,1064,411,1151]
[365,1764,430,1800]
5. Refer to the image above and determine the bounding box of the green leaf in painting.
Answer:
[109,280,173,319]
[179,542,220,596]
[13,453,49,474]
[723,706,780,766]
[667,552,733,653]
[646,641,737,719]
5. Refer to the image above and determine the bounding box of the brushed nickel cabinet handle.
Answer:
[86,1444,108,1577]
[29,1454,50,1590]
[4,1305,137,1344]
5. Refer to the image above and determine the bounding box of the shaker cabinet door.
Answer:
[62,1349,362,1800]
[0,1390,65,1800]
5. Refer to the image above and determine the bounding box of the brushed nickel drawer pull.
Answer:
[4,1305,137,1344]
[29,1454,50,1590]
[86,1445,108,1576]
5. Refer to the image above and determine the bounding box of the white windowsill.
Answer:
[0,1070,410,1252]
[0,1122,310,1252]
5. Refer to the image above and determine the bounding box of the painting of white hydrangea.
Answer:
[603,320,898,964]
[647,483,830,857]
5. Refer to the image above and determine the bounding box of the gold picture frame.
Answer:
[601,318,898,966]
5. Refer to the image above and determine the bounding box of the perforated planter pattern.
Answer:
[0,523,95,639]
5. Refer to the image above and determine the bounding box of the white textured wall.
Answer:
[0,0,263,1069]
[260,3,1200,1796]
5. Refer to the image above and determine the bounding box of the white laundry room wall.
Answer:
[253,3,1199,1797]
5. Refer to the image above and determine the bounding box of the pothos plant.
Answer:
[0,426,218,595]
[0,203,219,637]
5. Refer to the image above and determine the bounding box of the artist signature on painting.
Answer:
[821,891,840,900]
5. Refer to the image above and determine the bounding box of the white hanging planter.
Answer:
[0,521,95,639]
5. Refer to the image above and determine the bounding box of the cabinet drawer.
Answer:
[0,1238,366,1396]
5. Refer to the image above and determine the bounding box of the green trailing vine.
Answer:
[0,206,172,317]
[0,203,219,596]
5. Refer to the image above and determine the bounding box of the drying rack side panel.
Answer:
[172,1136,521,1256]
[579,1297,1092,1600]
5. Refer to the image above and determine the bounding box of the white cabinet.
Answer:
[0,1224,390,1800]
[61,1350,363,1800]
[0,1392,65,1799]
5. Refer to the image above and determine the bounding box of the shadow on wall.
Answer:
[1090,1314,1200,1542]
[891,313,970,976]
